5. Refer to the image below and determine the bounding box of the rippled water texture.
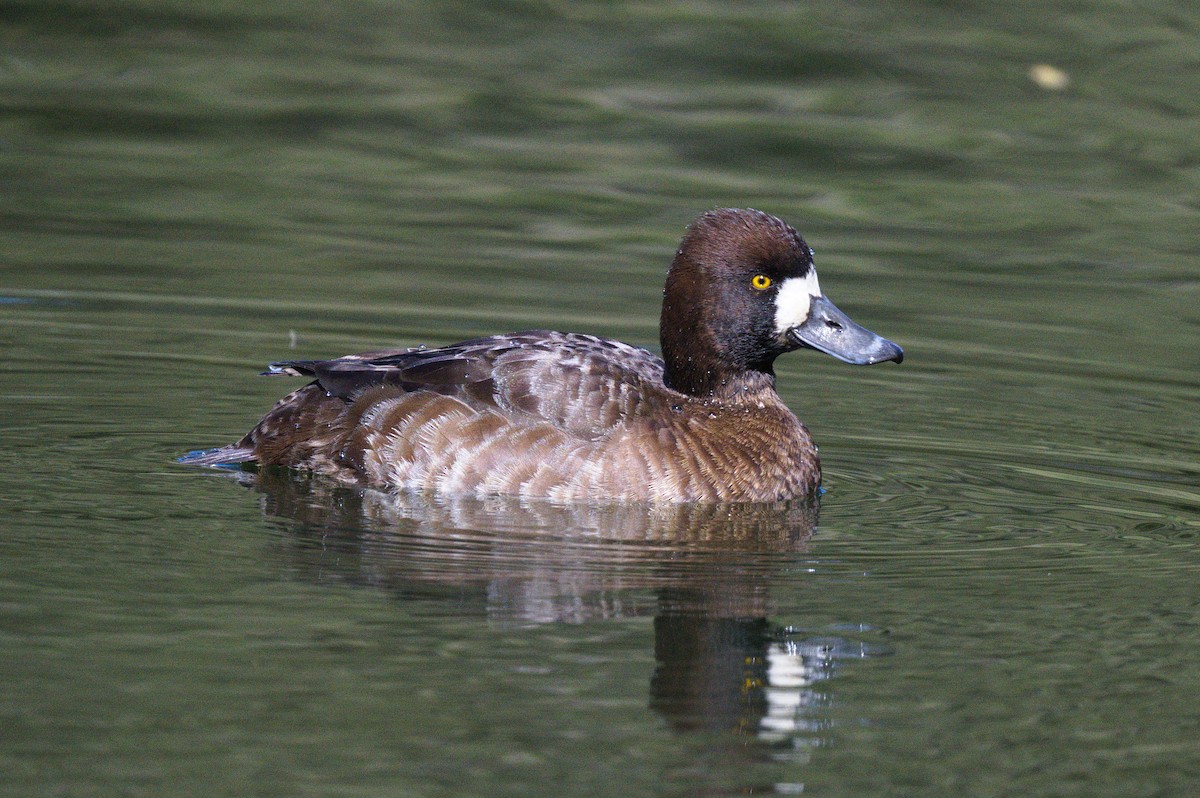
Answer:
[3,1,1200,796]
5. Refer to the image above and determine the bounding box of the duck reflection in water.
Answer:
[235,468,885,761]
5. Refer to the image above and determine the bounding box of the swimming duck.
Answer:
[184,208,902,502]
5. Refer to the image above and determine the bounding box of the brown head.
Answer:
[659,208,902,398]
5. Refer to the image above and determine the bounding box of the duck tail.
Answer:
[177,443,256,467]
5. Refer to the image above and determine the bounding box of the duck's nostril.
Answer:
[825,318,844,331]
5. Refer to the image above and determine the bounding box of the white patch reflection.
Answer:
[760,638,845,745]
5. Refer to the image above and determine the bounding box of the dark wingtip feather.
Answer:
[263,361,319,377]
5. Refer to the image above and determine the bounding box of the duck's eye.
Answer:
[750,274,773,291]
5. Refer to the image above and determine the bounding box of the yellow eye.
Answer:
[750,274,772,290]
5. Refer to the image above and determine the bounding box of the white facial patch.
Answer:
[773,270,823,334]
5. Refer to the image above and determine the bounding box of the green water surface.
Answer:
[3,1,1200,796]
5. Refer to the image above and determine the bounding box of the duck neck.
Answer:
[665,359,779,401]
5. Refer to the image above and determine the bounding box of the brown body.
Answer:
[228,332,818,502]
[186,209,901,503]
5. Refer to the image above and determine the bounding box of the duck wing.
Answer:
[269,330,671,441]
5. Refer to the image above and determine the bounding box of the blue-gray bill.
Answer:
[787,295,904,365]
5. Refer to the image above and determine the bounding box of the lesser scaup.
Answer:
[184,209,902,502]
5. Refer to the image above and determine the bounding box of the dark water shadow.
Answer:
[237,467,884,787]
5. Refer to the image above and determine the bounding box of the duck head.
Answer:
[660,208,903,397]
